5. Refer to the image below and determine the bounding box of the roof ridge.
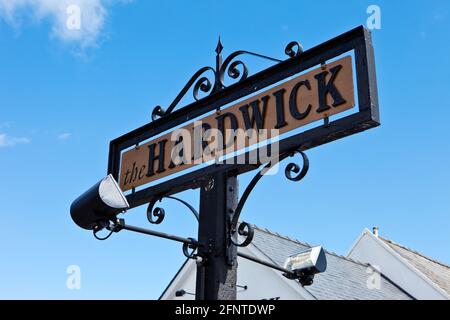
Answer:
[380,237,450,270]
[251,224,312,248]
[250,223,371,268]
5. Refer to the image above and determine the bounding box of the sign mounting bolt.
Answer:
[204,178,215,192]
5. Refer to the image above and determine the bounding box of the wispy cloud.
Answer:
[0,121,13,129]
[57,132,71,141]
[0,0,131,49]
[0,133,30,147]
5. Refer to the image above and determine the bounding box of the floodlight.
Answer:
[283,246,327,286]
[70,174,129,230]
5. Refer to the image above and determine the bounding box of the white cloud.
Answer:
[57,132,71,140]
[0,121,13,129]
[0,133,30,147]
[0,0,130,48]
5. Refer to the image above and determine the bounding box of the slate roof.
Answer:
[381,237,450,295]
[249,226,413,300]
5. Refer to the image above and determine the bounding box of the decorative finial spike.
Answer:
[215,36,223,55]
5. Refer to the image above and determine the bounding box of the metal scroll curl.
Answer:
[193,76,214,101]
[146,195,200,260]
[285,41,303,58]
[219,50,280,87]
[151,66,216,121]
[182,238,198,260]
[230,222,254,248]
[285,150,309,182]
[151,39,303,122]
[229,149,309,247]
[147,195,199,225]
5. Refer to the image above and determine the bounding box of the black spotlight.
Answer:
[70,174,129,230]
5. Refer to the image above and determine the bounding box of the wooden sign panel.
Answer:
[120,56,354,191]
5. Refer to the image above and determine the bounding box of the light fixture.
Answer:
[70,174,129,230]
[283,246,327,286]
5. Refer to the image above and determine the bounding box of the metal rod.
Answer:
[237,252,295,277]
[118,222,200,247]
[165,196,199,221]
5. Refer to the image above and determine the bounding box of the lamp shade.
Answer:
[70,174,129,230]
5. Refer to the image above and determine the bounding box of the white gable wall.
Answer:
[160,245,314,300]
[347,229,449,300]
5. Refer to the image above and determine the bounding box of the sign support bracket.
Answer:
[195,172,238,300]
[97,25,380,300]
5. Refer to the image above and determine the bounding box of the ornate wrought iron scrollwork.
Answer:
[285,150,309,182]
[146,197,166,224]
[145,195,200,260]
[182,238,198,259]
[228,149,309,247]
[147,195,199,225]
[151,38,303,122]
[230,222,254,248]
[151,66,216,121]
[151,106,166,122]
[285,41,303,58]
[193,76,214,101]
[219,50,280,87]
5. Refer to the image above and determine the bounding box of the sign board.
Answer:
[108,26,379,209]
[119,56,354,191]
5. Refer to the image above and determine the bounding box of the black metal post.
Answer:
[195,172,238,300]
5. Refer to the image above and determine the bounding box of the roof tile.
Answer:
[381,238,450,295]
[250,228,413,300]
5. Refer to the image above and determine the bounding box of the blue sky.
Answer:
[0,0,449,299]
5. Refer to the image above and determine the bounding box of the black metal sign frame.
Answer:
[108,26,379,210]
